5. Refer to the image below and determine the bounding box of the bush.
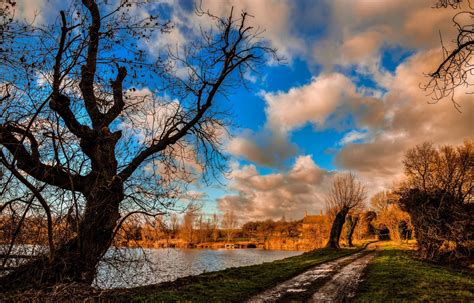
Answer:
[399,188,473,265]
[399,141,473,266]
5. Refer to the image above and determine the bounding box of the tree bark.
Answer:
[346,215,359,247]
[0,182,123,290]
[0,134,124,290]
[325,208,348,249]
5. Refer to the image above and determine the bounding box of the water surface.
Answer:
[95,248,302,288]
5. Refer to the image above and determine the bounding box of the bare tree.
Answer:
[196,213,211,243]
[169,213,180,240]
[371,191,411,242]
[179,209,196,244]
[399,141,473,264]
[345,214,359,247]
[0,0,276,289]
[370,191,395,213]
[325,173,367,249]
[221,210,237,242]
[359,210,377,239]
[402,141,473,198]
[424,0,473,110]
[210,213,219,241]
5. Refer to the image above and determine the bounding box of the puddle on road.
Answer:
[247,250,374,303]
[309,252,376,303]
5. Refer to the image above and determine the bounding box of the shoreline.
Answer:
[1,245,365,302]
[4,241,470,302]
[114,238,351,251]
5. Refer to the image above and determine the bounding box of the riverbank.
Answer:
[354,241,474,302]
[1,244,366,302]
[4,241,472,302]
[116,237,326,251]
[103,245,365,302]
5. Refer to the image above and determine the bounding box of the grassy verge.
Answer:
[355,242,474,302]
[104,246,366,302]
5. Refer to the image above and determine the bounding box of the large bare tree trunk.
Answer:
[1,134,124,289]
[325,208,348,249]
[0,182,123,290]
[346,215,359,247]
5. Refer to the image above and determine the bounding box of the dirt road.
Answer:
[247,244,378,303]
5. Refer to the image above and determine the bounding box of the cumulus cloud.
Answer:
[144,0,302,62]
[198,0,303,59]
[226,129,297,167]
[314,0,458,70]
[264,73,359,132]
[218,155,335,221]
[335,49,474,191]
[225,72,388,166]
[225,73,363,166]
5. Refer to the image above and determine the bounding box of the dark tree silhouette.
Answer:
[425,0,474,110]
[360,210,377,238]
[0,0,275,289]
[398,141,473,265]
[345,214,359,247]
[325,173,366,249]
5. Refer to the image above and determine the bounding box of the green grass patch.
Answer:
[105,246,363,302]
[355,242,474,302]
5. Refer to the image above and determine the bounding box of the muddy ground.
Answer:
[247,243,379,303]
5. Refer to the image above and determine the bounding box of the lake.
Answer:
[95,248,302,288]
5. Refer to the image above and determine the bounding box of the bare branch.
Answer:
[0,124,87,191]
[79,0,103,127]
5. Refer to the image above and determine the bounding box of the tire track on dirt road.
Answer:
[247,243,379,303]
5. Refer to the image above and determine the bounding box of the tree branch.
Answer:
[118,64,229,181]
[79,0,103,127]
[49,10,93,139]
[0,151,55,262]
[0,124,87,191]
[430,40,474,78]
[118,11,264,181]
[102,65,127,127]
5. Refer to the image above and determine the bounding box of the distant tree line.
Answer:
[241,219,300,241]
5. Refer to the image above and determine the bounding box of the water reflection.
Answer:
[95,248,302,288]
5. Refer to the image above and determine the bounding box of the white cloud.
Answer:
[225,73,362,166]
[313,0,458,70]
[264,73,358,133]
[339,130,369,145]
[142,0,303,63]
[119,88,182,144]
[225,72,388,167]
[218,155,335,221]
[198,0,303,59]
[335,49,474,193]
[226,129,297,167]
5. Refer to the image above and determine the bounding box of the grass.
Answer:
[104,245,366,302]
[355,241,474,302]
